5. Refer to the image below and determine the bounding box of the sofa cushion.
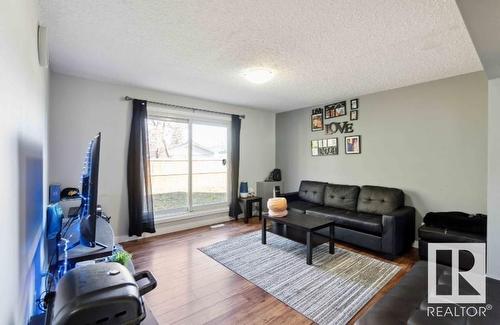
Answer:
[307,206,383,235]
[324,184,360,211]
[357,185,404,215]
[418,225,485,243]
[288,200,320,214]
[298,181,327,205]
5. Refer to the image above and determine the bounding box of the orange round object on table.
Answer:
[267,197,288,217]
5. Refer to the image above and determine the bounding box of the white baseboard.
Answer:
[115,214,231,244]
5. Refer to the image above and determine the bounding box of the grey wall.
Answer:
[488,77,500,279]
[276,72,487,229]
[49,73,276,238]
[0,0,49,323]
[457,0,500,280]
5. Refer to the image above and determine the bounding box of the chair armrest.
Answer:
[381,206,416,256]
[279,191,299,202]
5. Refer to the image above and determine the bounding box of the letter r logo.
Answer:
[428,243,486,304]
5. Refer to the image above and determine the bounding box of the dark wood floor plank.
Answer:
[168,286,265,325]
[122,218,418,325]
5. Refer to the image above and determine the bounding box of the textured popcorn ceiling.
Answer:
[40,0,482,111]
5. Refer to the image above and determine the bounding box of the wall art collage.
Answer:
[311,98,361,155]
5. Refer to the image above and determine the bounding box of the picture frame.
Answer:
[311,108,324,131]
[345,135,361,154]
[311,138,338,156]
[311,140,319,156]
[325,101,347,119]
[350,110,358,121]
[350,98,359,110]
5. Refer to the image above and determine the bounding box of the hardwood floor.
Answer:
[122,218,418,325]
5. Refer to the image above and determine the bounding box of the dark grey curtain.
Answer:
[127,99,156,236]
[229,115,242,219]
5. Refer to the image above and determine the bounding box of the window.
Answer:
[147,114,229,218]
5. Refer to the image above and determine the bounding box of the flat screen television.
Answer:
[79,132,103,247]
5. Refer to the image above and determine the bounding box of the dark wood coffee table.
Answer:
[262,212,335,265]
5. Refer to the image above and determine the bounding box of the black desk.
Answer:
[58,216,114,264]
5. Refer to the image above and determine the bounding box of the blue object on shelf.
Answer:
[47,203,63,241]
[239,182,248,195]
[49,183,61,203]
[47,203,63,268]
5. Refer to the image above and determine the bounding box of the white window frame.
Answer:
[147,105,231,222]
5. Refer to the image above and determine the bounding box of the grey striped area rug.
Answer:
[199,231,400,325]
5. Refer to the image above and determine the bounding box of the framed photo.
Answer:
[311,140,319,156]
[350,99,359,110]
[345,135,361,154]
[311,108,324,131]
[350,110,358,121]
[312,138,338,156]
[325,101,346,119]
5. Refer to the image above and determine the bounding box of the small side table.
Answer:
[239,196,262,223]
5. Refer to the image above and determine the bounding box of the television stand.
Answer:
[59,216,114,264]
[93,241,108,249]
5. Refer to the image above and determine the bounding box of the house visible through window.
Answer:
[147,115,229,217]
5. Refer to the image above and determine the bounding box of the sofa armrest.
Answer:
[279,191,300,202]
[381,206,416,256]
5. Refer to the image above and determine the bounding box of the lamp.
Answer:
[267,197,288,217]
[242,68,274,84]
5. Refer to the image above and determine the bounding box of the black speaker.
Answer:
[266,169,281,182]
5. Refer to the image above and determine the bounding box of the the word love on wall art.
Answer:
[325,121,354,134]
[309,98,361,155]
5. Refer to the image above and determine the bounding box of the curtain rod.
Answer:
[124,96,245,119]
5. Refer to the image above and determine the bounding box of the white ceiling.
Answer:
[40,0,482,112]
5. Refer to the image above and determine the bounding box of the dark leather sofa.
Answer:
[281,180,415,257]
[356,261,500,324]
[418,212,487,270]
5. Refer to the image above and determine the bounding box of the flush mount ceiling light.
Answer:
[242,68,274,84]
